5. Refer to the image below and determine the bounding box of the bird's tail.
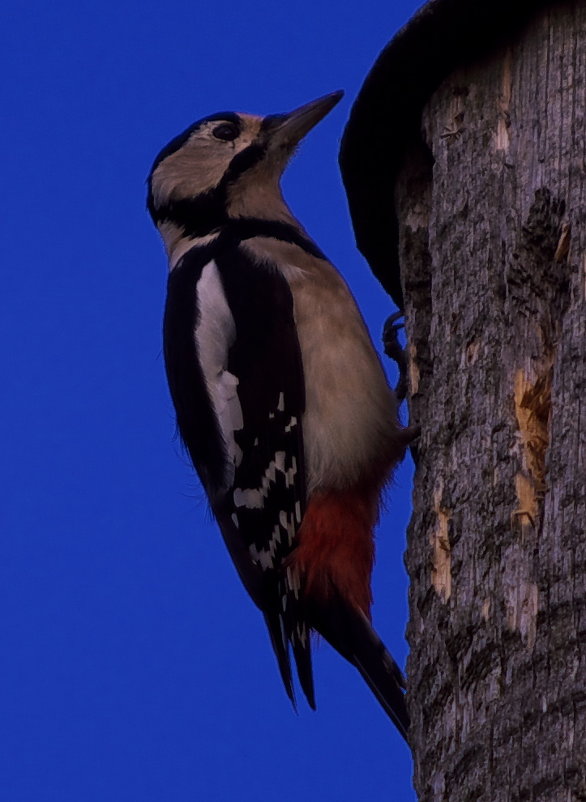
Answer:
[287,487,409,739]
[308,591,410,743]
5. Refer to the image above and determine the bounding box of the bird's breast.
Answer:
[241,237,402,493]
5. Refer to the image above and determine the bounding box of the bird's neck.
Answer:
[158,221,221,268]
[158,181,304,269]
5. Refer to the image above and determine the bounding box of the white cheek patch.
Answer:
[194,261,243,486]
[152,114,263,209]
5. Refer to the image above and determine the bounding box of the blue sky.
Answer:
[2,1,423,799]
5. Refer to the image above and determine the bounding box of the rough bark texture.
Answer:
[339,0,552,307]
[395,3,586,800]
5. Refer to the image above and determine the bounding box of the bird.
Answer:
[147,90,417,741]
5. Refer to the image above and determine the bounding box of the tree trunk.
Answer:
[394,3,586,799]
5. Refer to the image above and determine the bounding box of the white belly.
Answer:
[288,265,400,492]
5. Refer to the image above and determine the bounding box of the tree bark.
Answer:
[395,3,586,800]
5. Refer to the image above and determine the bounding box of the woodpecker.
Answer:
[147,91,416,741]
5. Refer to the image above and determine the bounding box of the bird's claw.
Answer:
[383,312,408,403]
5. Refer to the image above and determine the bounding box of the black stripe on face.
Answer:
[147,120,267,233]
[149,139,272,235]
[151,192,227,236]
[223,142,267,184]
[146,112,244,225]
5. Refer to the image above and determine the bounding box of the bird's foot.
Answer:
[383,311,408,403]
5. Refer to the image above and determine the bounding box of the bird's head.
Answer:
[147,91,343,245]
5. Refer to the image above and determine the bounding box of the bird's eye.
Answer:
[212,123,239,141]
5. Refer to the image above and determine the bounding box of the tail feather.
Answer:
[291,628,316,710]
[264,609,317,713]
[308,591,410,742]
[263,610,296,707]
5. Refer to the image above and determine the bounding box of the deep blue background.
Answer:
[2,1,423,799]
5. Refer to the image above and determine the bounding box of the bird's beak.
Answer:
[268,91,344,148]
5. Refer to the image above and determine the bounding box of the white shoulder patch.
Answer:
[194,261,243,486]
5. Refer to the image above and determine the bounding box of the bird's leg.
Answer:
[383,311,408,404]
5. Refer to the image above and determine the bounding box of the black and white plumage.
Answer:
[147,92,416,739]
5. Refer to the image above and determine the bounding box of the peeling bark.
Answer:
[394,3,586,800]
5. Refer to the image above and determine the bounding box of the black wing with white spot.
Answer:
[214,242,313,706]
[163,239,313,706]
[164,243,266,608]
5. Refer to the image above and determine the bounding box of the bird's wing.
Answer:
[163,241,313,706]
